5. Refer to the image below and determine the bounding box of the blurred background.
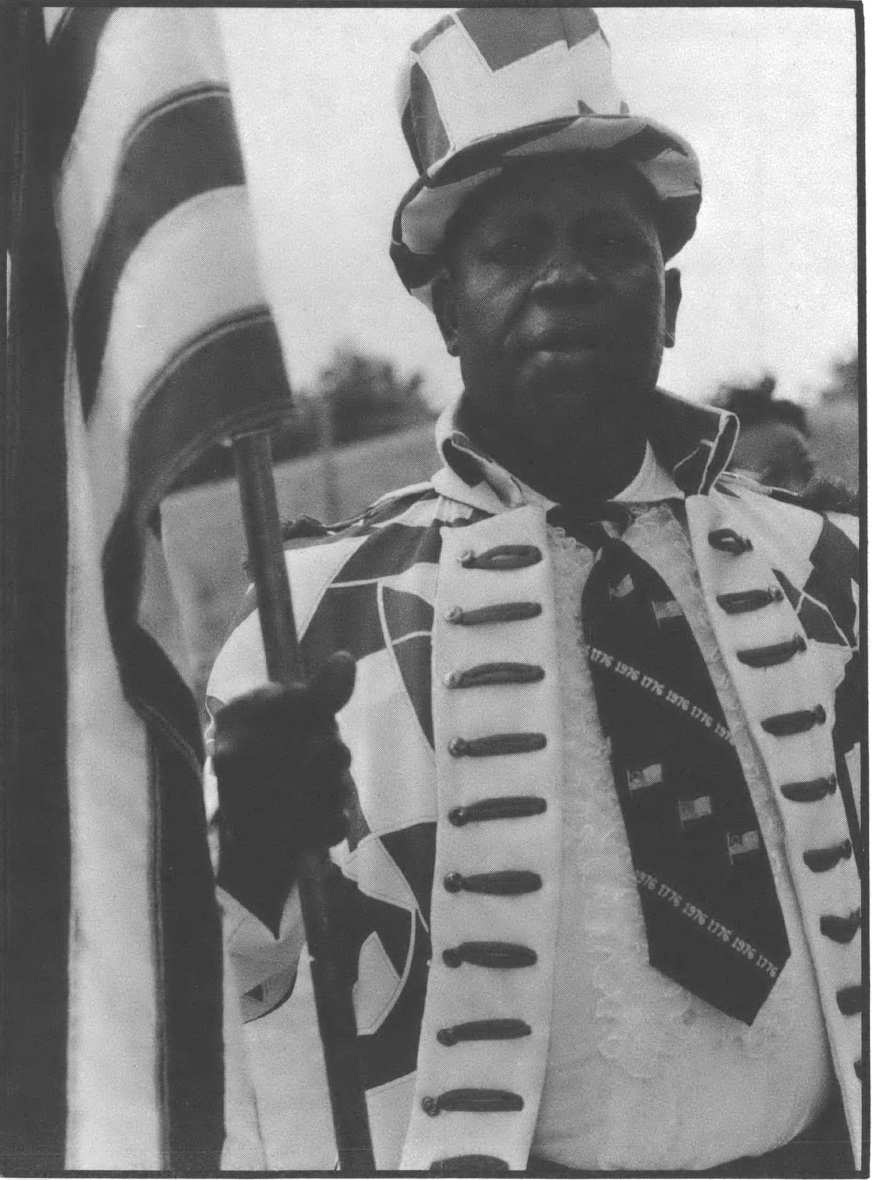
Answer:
[159,7,860,715]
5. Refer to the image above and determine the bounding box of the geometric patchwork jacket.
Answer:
[206,391,862,1171]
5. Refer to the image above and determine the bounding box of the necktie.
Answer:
[552,507,790,1025]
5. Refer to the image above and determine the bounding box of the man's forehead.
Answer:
[450,157,659,235]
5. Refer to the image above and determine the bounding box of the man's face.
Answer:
[435,158,681,457]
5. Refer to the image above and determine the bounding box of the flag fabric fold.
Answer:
[2,7,293,1171]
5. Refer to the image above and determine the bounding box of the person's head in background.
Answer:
[713,374,817,494]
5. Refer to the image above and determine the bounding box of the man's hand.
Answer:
[212,650,356,936]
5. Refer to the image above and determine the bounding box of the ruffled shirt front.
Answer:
[527,479,832,1170]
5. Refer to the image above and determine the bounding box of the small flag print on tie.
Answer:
[677,795,713,825]
[627,763,663,791]
[610,574,635,600]
[653,598,684,623]
[727,830,761,862]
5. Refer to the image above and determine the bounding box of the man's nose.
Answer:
[531,243,600,301]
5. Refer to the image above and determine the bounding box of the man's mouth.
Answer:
[523,326,602,355]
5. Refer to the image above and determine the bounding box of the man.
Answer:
[207,10,861,1174]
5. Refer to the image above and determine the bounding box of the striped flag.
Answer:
[1,7,292,1171]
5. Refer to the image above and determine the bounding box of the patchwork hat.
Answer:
[391,8,702,307]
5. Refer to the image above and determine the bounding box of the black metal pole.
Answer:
[232,430,375,1174]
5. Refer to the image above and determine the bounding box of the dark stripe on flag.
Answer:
[103,623,222,1170]
[1,10,71,1171]
[146,653,225,1171]
[74,86,245,420]
[127,311,293,527]
[103,310,293,676]
[121,627,205,771]
[46,6,116,173]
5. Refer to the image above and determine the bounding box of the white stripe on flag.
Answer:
[85,188,265,541]
[57,9,228,296]
[65,368,164,1169]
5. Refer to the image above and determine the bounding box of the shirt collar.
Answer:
[512,440,681,510]
[433,390,736,511]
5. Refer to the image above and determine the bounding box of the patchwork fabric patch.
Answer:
[456,7,602,72]
[329,821,436,1089]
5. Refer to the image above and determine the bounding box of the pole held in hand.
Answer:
[232,430,375,1174]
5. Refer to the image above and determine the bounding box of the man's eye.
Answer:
[490,237,535,262]
[595,232,636,250]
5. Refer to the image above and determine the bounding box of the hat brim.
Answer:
[391,113,701,306]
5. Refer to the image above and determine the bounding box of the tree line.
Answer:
[174,344,435,490]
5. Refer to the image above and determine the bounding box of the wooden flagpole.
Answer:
[231,431,375,1174]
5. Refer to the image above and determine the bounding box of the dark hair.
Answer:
[713,375,810,437]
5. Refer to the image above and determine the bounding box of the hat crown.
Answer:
[400,8,628,177]
[391,8,702,304]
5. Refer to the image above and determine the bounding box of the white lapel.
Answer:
[685,491,861,1165]
[401,505,564,1172]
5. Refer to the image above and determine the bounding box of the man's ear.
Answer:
[432,272,460,358]
[664,268,682,349]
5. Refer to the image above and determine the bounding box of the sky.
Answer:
[219,7,858,410]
